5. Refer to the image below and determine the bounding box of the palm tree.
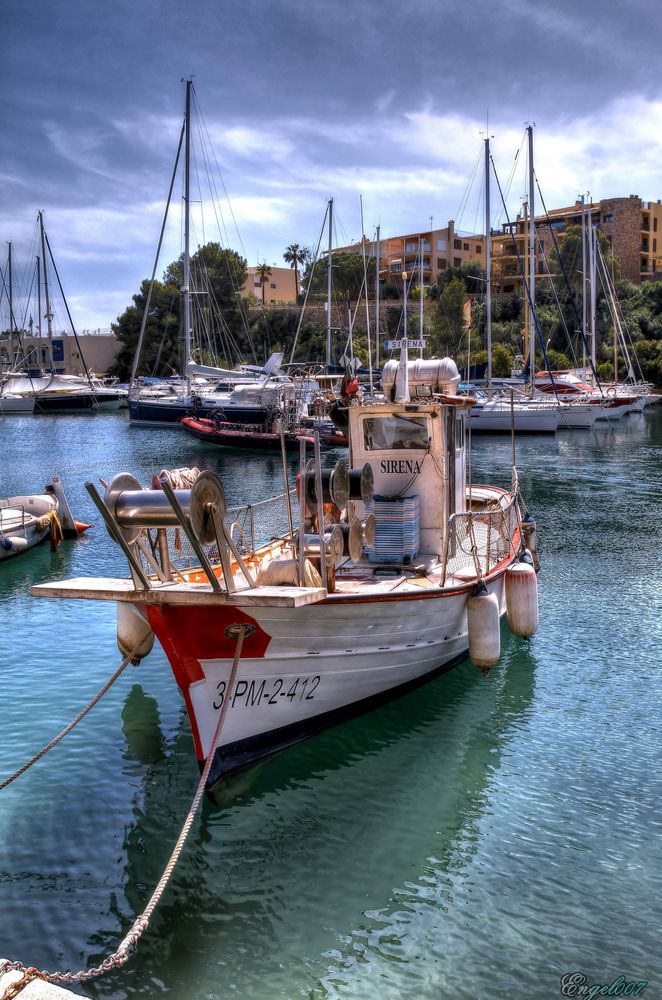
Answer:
[283,243,306,299]
[255,262,272,304]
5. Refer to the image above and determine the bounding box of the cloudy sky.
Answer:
[2,0,662,331]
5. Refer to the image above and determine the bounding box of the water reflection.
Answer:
[84,639,536,998]
[121,684,166,768]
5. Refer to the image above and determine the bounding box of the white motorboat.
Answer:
[32,354,541,796]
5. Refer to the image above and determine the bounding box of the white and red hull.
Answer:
[145,573,507,791]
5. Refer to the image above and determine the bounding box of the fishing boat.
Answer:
[181,415,315,451]
[32,351,540,796]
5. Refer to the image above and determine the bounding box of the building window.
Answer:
[654,239,657,252]
[602,213,614,223]
[463,242,469,251]
[437,258,447,269]
[453,257,462,268]
[475,245,481,254]
[655,218,658,232]
[270,283,276,288]
[437,239,447,251]
[453,239,461,250]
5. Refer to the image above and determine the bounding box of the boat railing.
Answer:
[442,496,519,585]
[131,488,299,582]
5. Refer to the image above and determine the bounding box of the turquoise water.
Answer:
[0,410,661,999]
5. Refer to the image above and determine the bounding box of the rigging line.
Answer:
[192,89,249,262]
[472,169,485,239]
[187,108,256,361]
[454,147,482,227]
[537,232,579,367]
[490,155,559,398]
[289,203,329,363]
[534,173,602,389]
[42,230,94,388]
[493,132,525,229]
[130,115,185,386]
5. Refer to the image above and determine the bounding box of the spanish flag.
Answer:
[463,298,472,329]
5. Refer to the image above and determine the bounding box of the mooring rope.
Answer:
[0,652,134,792]
[1,624,248,992]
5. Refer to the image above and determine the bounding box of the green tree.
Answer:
[109,279,180,380]
[110,241,251,379]
[302,251,375,302]
[283,244,306,300]
[255,263,272,304]
[428,276,467,356]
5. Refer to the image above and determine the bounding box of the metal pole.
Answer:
[183,80,192,396]
[326,197,333,368]
[375,224,381,369]
[298,437,307,585]
[313,431,328,592]
[39,213,54,371]
[581,194,587,377]
[484,136,492,395]
[279,422,295,550]
[527,125,535,392]
[419,235,424,357]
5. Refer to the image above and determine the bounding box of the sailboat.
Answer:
[0,244,35,414]
[128,82,295,429]
[2,217,126,413]
[468,131,560,434]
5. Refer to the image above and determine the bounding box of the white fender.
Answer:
[467,583,501,672]
[505,558,539,637]
[117,603,154,664]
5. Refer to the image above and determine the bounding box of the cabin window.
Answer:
[362,414,430,451]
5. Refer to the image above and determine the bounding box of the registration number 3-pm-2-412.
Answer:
[213,675,321,711]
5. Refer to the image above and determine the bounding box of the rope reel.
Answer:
[189,471,227,546]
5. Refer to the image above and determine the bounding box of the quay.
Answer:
[0,964,86,998]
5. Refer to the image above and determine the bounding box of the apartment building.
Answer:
[243,265,297,303]
[336,221,486,291]
[492,195,662,291]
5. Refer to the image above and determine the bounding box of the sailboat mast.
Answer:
[326,197,333,367]
[580,194,587,377]
[375,224,381,369]
[8,242,14,367]
[183,80,192,394]
[523,201,529,374]
[36,256,42,347]
[39,212,55,371]
[527,124,535,392]
[590,219,597,370]
[484,136,492,393]
[419,235,424,357]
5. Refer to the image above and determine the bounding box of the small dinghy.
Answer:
[1,478,89,561]
[0,492,60,560]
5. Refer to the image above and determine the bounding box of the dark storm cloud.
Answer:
[1,0,661,328]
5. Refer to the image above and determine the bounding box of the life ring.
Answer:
[606,386,617,396]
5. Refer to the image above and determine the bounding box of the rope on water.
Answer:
[0,652,134,792]
[2,624,248,989]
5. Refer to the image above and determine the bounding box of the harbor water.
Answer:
[0,409,661,999]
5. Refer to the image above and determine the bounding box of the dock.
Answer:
[0,963,87,998]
